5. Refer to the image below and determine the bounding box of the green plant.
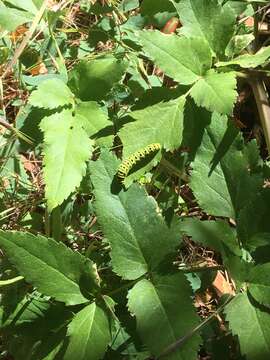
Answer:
[1,0,270,359]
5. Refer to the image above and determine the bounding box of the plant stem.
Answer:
[250,77,270,155]
[156,295,234,359]
[160,158,189,182]
[181,265,224,273]
[0,276,24,286]
[253,4,259,53]
[2,0,49,79]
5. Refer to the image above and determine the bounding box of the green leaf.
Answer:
[3,0,39,14]
[68,56,127,101]
[237,189,270,247]
[181,218,241,259]
[141,0,176,15]
[190,114,249,218]
[64,302,111,360]
[90,150,181,280]
[0,5,33,31]
[225,34,255,58]
[120,97,186,157]
[0,231,99,305]
[170,0,235,56]
[40,110,93,211]
[28,79,74,110]
[217,46,270,68]
[138,31,212,85]
[75,101,113,147]
[128,273,201,359]
[225,293,270,360]
[6,302,71,360]
[249,263,270,306]
[181,98,212,161]
[190,70,237,115]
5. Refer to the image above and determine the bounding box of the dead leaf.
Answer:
[29,62,48,76]
[212,271,235,297]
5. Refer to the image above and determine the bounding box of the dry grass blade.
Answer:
[1,0,49,79]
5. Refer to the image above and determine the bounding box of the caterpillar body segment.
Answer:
[117,143,161,183]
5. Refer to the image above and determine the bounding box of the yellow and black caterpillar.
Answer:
[117,143,161,182]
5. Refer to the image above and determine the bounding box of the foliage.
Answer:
[1,0,270,359]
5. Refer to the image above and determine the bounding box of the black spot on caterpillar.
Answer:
[117,143,161,182]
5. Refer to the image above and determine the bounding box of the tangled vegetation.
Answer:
[1,0,270,359]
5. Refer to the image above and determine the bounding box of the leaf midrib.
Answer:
[0,234,85,301]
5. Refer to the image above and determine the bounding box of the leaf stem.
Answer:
[160,158,189,182]
[0,276,24,286]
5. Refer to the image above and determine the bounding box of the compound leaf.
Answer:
[64,302,111,360]
[40,110,93,211]
[90,150,181,280]
[0,231,99,306]
[128,273,201,359]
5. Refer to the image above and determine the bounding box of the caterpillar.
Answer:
[117,143,161,182]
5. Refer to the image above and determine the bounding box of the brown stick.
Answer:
[250,78,270,155]
[1,0,49,79]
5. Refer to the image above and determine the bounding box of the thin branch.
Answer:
[250,78,270,156]
[0,276,24,286]
[156,295,234,360]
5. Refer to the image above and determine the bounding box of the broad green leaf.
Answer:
[128,273,201,359]
[225,34,255,58]
[225,293,270,360]
[141,0,176,15]
[118,0,139,12]
[120,97,186,157]
[68,56,127,101]
[1,293,51,328]
[90,150,181,280]
[138,31,212,85]
[0,231,99,305]
[181,218,245,286]
[224,1,247,16]
[40,110,93,211]
[0,5,33,31]
[6,302,71,360]
[190,70,237,115]
[28,79,74,110]
[3,0,39,13]
[217,46,270,68]
[190,114,249,218]
[75,101,113,147]
[140,0,176,28]
[249,263,270,306]
[237,188,270,247]
[170,0,235,56]
[64,302,111,360]
[181,218,241,259]
[181,98,212,161]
